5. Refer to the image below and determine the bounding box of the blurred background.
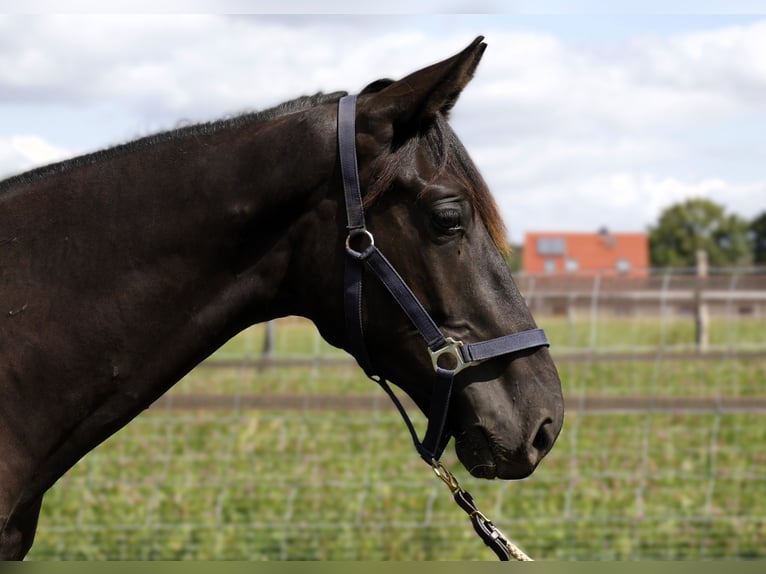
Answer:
[2,3,764,560]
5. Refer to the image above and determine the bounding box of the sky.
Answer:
[1,3,765,243]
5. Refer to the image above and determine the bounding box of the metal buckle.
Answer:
[429,337,469,375]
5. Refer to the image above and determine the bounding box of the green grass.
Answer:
[561,356,766,397]
[24,316,766,560]
[28,408,766,560]
[540,316,766,352]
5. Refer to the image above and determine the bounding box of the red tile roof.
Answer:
[522,231,649,276]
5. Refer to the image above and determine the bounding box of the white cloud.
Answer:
[0,135,71,178]
[12,135,69,165]
[0,15,449,119]
[459,20,766,141]
[1,15,765,242]
[499,172,765,240]
[630,21,766,102]
[3,15,764,130]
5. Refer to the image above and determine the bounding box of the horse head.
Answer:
[312,38,564,480]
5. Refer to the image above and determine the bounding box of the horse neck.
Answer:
[1,105,342,409]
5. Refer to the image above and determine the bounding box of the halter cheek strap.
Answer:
[338,94,549,463]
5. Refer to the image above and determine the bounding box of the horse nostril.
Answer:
[532,418,554,455]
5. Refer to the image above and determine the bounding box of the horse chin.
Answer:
[453,426,536,480]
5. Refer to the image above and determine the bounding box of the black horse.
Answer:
[0,37,563,559]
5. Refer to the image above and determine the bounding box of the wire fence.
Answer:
[27,266,766,560]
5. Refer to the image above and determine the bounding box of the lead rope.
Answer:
[371,373,534,560]
[431,459,533,561]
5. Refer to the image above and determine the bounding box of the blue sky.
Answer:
[1,6,764,242]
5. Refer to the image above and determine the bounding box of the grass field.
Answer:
[25,315,766,560]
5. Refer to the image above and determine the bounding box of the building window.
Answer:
[615,258,631,273]
[537,237,566,256]
[544,258,557,273]
[564,258,579,273]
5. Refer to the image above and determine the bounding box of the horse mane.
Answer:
[0,91,347,195]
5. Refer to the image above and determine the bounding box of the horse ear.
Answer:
[360,36,486,135]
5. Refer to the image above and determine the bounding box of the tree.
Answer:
[649,198,752,267]
[750,211,766,265]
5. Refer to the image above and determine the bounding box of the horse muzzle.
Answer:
[453,415,558,479]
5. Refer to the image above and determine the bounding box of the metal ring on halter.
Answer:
[345,228,375,260]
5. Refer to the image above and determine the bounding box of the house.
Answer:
[522,229,649,277]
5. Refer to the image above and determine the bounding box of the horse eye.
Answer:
[432,207,463,233]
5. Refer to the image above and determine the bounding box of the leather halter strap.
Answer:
[338,94,549,463]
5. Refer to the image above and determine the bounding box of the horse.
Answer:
[0,37,564,560]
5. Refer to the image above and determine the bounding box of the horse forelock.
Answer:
[363,116,510,255]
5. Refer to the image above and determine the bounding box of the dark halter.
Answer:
[338,94,550,464]
[338,94,548,561]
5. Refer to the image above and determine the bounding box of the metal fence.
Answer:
[27,266,766,560]
[522,271,766,317]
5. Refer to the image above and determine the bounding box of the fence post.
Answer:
[589,273,601,352]
[567,293,576,347]
[659,268,671,348]
[262,320,276,359]
[695,250,709,352]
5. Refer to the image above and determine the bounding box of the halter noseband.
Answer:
[338,94,550,464]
